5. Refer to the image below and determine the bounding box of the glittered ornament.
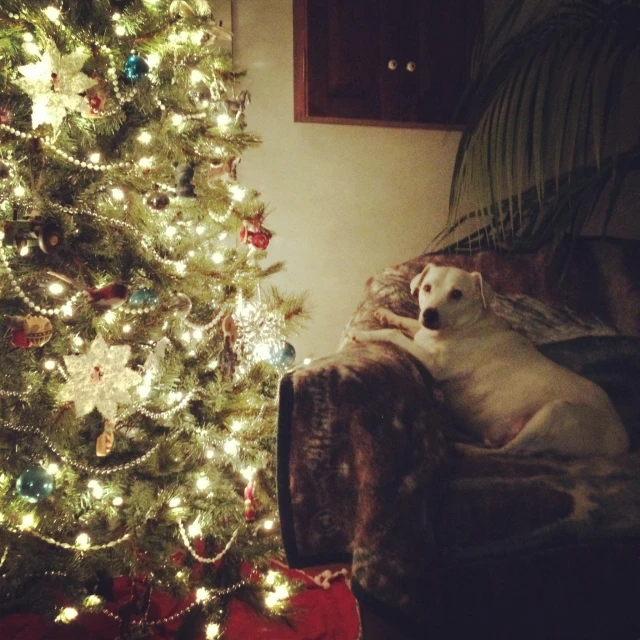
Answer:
[269,341,296,367]
[123,55,149,83]
[188,81,212,109]
[145,191,170,211]
[16,466,55,503]
[128,287,159,309]
[8,315,53,348]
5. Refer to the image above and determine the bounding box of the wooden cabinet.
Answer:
[293,0,483,128]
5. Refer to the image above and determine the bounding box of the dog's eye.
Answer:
[450,289,463,300]
[423,284,431,293]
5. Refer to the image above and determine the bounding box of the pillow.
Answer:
[493,294,618,345]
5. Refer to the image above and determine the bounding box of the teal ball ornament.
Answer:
[16,466,55,503]
[129,287,159,309]
[270,342,296,367]
[123,55,149,83]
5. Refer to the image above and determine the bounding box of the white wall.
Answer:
[232,0,459,361]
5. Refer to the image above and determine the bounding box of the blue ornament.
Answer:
[16,466,55,503]
[128,287,159,309]
[123,55,149,83]
[270,341,296,367]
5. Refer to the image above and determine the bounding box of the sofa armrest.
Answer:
[277,341,451,628]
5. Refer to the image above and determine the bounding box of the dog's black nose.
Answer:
[423,308,440,329]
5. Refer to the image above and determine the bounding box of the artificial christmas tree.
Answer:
[0,0,305,637]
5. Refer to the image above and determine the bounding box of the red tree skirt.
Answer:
[0,566,360,640]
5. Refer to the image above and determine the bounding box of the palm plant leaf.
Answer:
[444,0,640,254]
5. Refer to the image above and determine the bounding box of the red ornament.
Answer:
[251,232,270,250]
[239,214,272,251]
[10,330,31,349]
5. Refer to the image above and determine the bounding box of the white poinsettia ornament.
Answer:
[61,335,142,421]
[14,41,98,130]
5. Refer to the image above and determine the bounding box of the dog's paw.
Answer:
[374,307,394,326]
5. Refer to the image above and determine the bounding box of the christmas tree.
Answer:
[0,0,305,636]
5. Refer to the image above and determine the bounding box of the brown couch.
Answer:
[277,236,640,639]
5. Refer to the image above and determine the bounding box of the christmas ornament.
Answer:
[123,55,149,83]
[207,156,239,186]
[0,105,13,125]
[128,287,159,309]
[2,217,64,254]
[172,161,196,198]
[239,214,272,250]
[221,90,251,123]
[8,315,54,348]
[145,191,170,211]
[14,41,99,130]
[96,420,116,457]
[220,314,238,378]
[188,81,212,109]
[88,283,129,308]
[48,273,129,308]
[202,19,233,46]
[60,335,143,421]
[16,466,55,503]
[269,341,296,368]
[85,75,108,117]
[244,479,257,521]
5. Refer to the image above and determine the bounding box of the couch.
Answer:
[277,236,640,640]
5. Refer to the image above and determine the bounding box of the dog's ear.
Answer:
[471,272,494,308]
[410,264,431,296]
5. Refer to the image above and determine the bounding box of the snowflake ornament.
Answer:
[61,336,142,421]
[15,41,98,130]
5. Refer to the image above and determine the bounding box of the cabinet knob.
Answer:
[387,59,398,71]
[406,61,417,72]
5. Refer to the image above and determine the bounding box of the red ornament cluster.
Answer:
[239,214,272,250]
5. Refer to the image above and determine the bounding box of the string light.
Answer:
[216,113,232,128]
[75,533,91,550]
[205,622,221,639]
[240,466,256,481]
[137,131,152,144]
[43,6,61,22]
[187,518,202,537]
[88,479,103,499]
[195,587,211,603]
[13,186,26,197]
[48,282,65,295]
[112,496,123,507]
[20,514,36,529]
[223,439,239,456]
[138,156,154,169]
[228,185,246,202]
[56,607,78,623]
[89,152,101,164]
[46,463,60,475]
[43,359,57,371]
[111,187,125,200]
[195,476,210,491]
[114,24,127,37]
[169,497,182,508]
[263,519,275,531]
[211,251,224,264]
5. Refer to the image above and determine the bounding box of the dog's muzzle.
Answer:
[422,308,440,330]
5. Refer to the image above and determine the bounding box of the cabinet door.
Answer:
[294,0,483,128]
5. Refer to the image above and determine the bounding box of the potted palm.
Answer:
[436,0,640,259]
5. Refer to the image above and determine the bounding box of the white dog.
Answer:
[348,264,629,458]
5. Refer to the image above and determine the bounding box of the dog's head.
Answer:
[410,264,494,331]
